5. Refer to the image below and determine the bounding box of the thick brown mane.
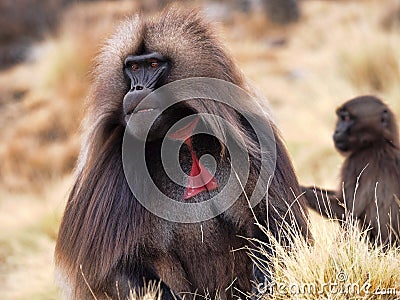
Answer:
[56,8,311,299]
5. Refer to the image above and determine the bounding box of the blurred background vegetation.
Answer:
[0,0,399,299]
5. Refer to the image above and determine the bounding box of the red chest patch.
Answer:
[167,117,219,199]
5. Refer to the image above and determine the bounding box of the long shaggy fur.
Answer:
[55,9,311,299]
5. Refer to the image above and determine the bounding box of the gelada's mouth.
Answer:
[124,107,159,125]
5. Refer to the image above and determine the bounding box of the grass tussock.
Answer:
[259,221,398,299]
[249,208,400,300]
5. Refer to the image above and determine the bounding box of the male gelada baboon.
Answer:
[55,9,311,300]
[304,95,400,246]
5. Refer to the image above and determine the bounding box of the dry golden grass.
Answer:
[0,0,400,299]
[251,210,400,300]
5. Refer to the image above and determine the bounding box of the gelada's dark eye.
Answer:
[340,113,350,122]
[149,59,159,68]
[131,63,139,71]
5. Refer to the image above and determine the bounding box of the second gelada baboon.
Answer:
[304,95,400,246]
